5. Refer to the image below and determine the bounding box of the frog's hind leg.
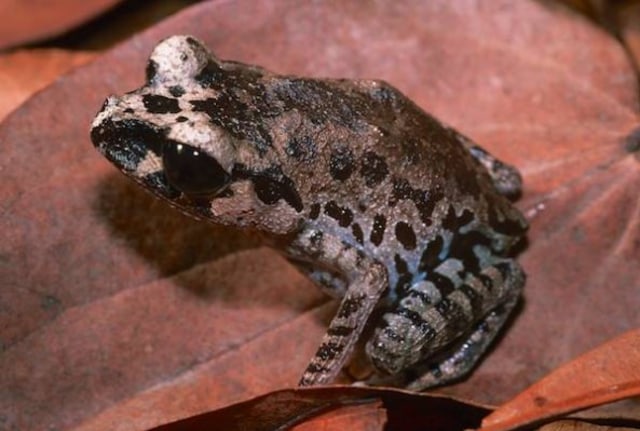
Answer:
[366,258,524,390]
[454,131,523,198]
[405,284,520,390]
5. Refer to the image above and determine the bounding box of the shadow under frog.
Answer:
[91,172,314,308]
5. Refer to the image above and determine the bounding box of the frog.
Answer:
[90,35,527,390]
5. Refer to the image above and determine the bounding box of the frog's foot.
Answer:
[403,295,519,391]
[365,259,524,391]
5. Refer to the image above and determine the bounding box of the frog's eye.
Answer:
[162,143,231,197]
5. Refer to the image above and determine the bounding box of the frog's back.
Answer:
[254,75,526,293]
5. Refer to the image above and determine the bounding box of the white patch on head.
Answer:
[134,151,162,177]
[150,35,213,84]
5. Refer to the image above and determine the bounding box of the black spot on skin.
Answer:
[286,136,317,162]
[327,325,354,337]
[124,108,135,114]
[142,94,181,114]
[169,85,185,97]
[382,326,406,343]
[303,362,330,374]
[351,223,364,245]
[428,272,455,297]
[360,151,389,187]
[395,221,417,250]
[459,209,475,226]
[90,118,165,168]
[447,230,491,273]
[145,59,159,81]
[370,214,386,246]
[488,206,527,236]
[338,294,365,318]
[406,284,433,305]
[253,176,299,210]
[234,165,303,212]
[395,273,412,295]
[176,116,189,123]
[418,236,444,271]
[397,307,436,336]
[316,341,342,361]
[434,298,468,332]
[309,230,323,248]
[193,61,225,87]
[394,254,409,275]
[191,95,274,154]
[329,146,355,181]
[442,206,475,231]
[494,261,512,280]
[324,201,354,227]
[459,284,483,316]
[308,203,321,220]
[390,178,442,226]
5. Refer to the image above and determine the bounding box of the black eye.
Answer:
[162,143,231,197]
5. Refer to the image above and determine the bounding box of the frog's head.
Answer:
[90,35,303,234]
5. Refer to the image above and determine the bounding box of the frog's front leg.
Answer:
[287,228,388,386]
[287,259,347,299]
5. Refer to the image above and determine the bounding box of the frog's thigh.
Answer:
[367,259,524,390]
[456,132,523,197]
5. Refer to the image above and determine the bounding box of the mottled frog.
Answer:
[91,35,527,390]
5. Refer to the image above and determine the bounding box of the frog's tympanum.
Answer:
[91,36,527,390]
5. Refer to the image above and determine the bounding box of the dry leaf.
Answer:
[0,0,124,49]
[481,329,640,431]
[1,1,639,430]
[145,387,488,431]
[0,49,94,121]
[539,419,640,431]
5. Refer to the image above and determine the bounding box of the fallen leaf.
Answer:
[0,49,94,121]
[480,329,640,431]
[1,1,639,430]
[145,387,488,431]
[539,420,640,431]
[0,0,123,49]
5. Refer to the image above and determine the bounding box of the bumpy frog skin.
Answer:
[91,35,527,389]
